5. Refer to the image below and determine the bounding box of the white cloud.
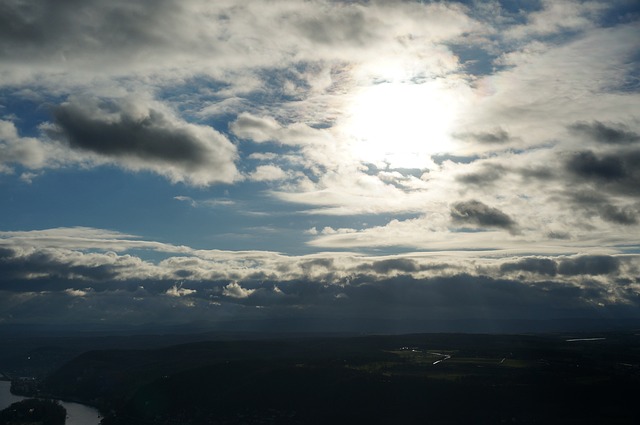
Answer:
[230,114,283,144]
[174,196,197,207]
[0,120,56,172]
[19,172,40,184]
[0,227,192,254]
[223,282,255,299]
[271,169,438,215]
[248,165,288,182]
[504,0,605,39]
[64,288,89,297]
[461,22,640,152]
[165,285,197,297]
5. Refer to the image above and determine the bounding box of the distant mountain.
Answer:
[3,317,640,337]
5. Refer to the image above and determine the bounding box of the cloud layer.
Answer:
[0,228,638,329]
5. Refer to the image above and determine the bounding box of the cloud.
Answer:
[0,0,477,195]
[271,169,434,215]
[0,227,638,329]
[3,227,634,290]
[450,200,517,233]
[0,246,150,284]
[456,164,506,186]
[547,231,571,240]
[0,0,475,88]
[359,258,420,274]
[229,113,282,144]
[465,21,639,155]
[222,282,255,299]
[173,196,197,207]
[557,255,620,276]
[566,151,626,180]
[64,288,89,297]
[45,97,239,185]
[174,196,236,209]
[597,204,638,225]
[3,268,638,330]
[565,150,640,195]
[1,0,634,223]
[569,121,640,145]
[0,227,191,253]
[568,190,639,226]
[165,284,197,297]
[500,258,558,276]
[504,0,605,39]
[500,254,624,277]
[453,128,512,144]
[248,165,288,182]
[0,119,56,172]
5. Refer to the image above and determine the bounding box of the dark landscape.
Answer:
[0,398,66,425]
[3,330,640,424]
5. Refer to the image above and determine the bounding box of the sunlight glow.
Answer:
[342,80,459,169]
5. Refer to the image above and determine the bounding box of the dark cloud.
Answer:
[518,166,554,181]
[557,255,620,276]
[0,242,638,330]
[1,272,629,330]
[500,258,558,276]
[569,121,640,145]
[457,164,506,185]
[547,231,570,240]
[431,153,479,165]
[565,150,640,195]
[46,97,238,184]
[294,8,372,46]
[566,151,627,180]
[570,189,609,206]
[299,258,335,274]
[52,106,199,162]
[598,204,638,225]
[359,258,420,274]
[499,255,623,278]
[0,1,46,45]
[569,190,638,225]
[453,128,511,144]
[0,0,178,63]
[0,247,15,259]
[0,247,129,285]
[450,200,517,233]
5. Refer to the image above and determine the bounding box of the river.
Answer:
[0,380,101,425]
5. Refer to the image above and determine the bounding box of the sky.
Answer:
[1,0,639,332]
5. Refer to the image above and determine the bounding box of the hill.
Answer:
[0,398,66,425]
[43,333,640,424]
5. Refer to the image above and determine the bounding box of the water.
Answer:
[0,380,101,425]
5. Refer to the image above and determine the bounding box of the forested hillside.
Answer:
[43,333,640,424]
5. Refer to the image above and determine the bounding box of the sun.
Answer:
[341,79,459,169]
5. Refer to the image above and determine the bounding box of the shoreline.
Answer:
[0,381,102,425]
